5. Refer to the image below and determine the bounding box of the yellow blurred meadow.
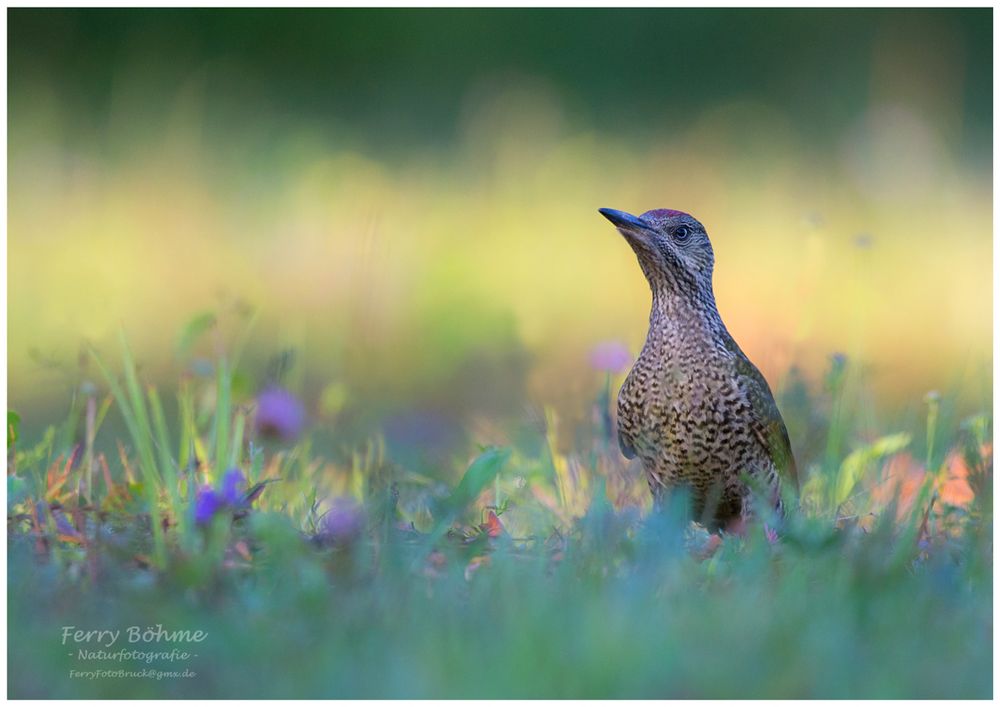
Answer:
[8,9,992,444]
[10,90,991,423]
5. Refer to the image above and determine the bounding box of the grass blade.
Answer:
[89,338,167,569]
[214,358,231,478]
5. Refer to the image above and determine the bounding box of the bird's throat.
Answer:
[645,286,727,358]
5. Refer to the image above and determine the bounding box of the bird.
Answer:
[598,206,797,532]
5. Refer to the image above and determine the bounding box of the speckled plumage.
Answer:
[599,207,797,530]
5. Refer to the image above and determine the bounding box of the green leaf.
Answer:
[424,446,510,547]
[7,411,20,447]
[228,408,245,469]
[147,385,176,485]
[214,358,231,475]
[118,332,161,481]
[444,446,511,516]
[835,432,911,507]
[177,380,196,472]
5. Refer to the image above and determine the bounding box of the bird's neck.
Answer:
[645,286,727,352]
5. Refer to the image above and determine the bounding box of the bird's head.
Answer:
[599,207,715,298]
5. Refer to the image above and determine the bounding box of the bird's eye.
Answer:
[673,226,691,241]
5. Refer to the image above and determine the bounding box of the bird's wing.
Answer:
[616,372,639,460]
[618,427,637,459]
[723,335,798,492]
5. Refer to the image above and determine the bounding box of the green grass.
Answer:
[7,333,992,698]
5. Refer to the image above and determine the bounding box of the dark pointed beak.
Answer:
[598,208,653,233]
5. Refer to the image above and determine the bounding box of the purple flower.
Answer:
[320,498,366,545]
[194,486,223,526]
[220,468,246,505]
[255,387,306,441]
[52,510,79,537]
[193,469,254,526]
[589,341,631,374]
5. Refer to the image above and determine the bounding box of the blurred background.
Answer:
[8,8,992,463]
